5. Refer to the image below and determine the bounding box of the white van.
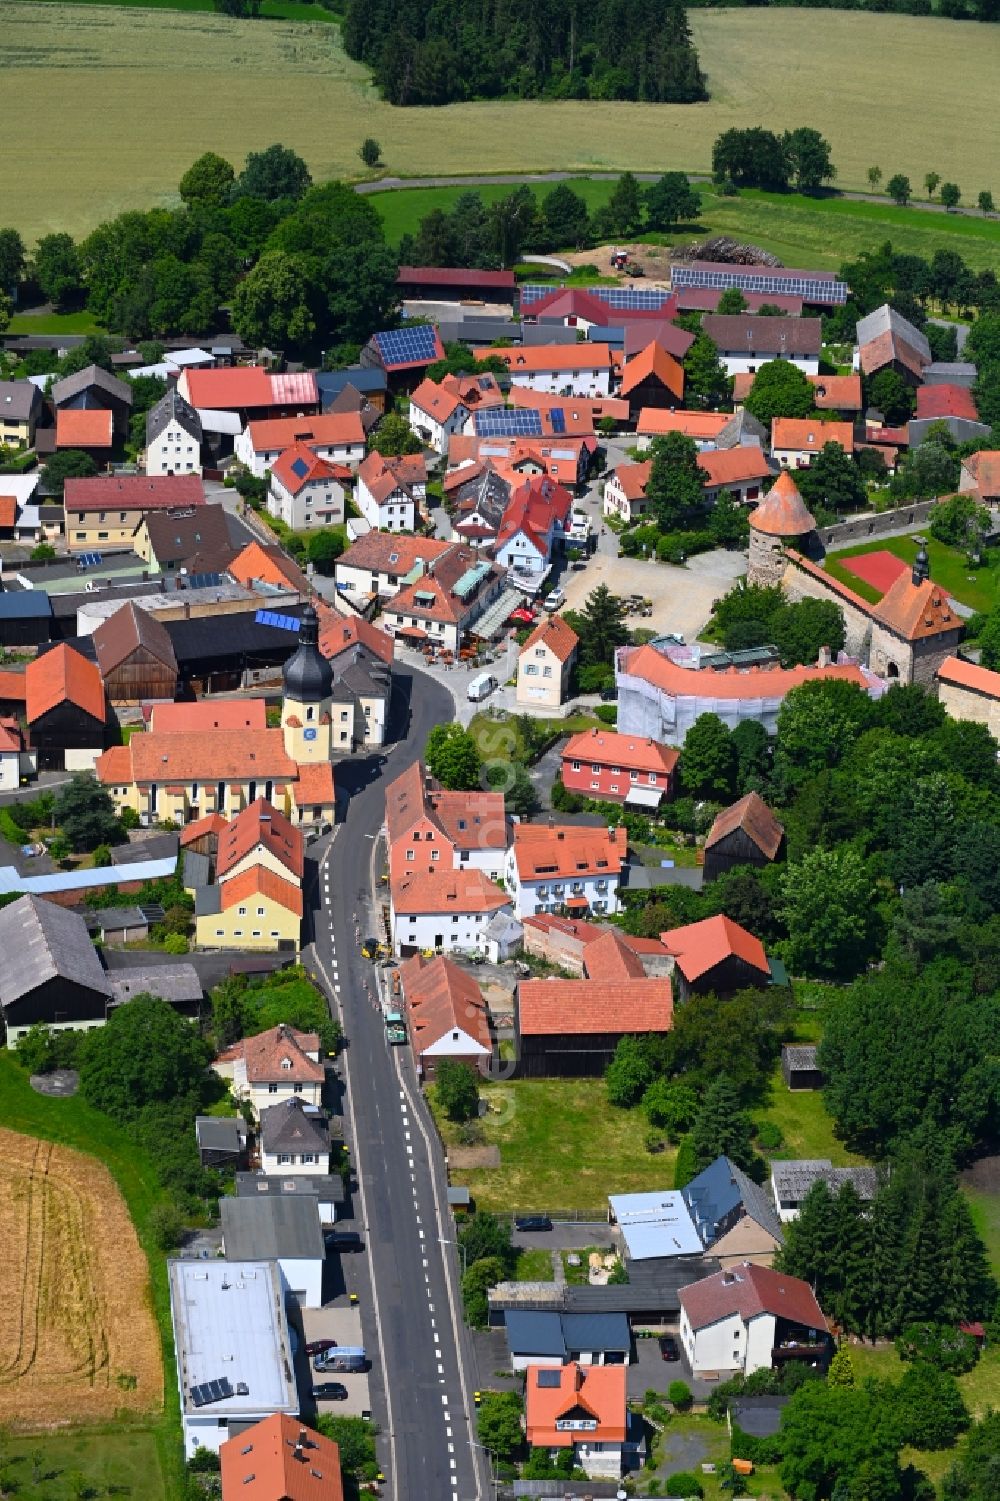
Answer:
[467,672,498,703]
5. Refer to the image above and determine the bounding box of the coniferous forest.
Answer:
[342,0,708,105]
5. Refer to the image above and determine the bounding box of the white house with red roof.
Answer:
[493,474,573,585]
[178,366,320,423]
[408,378,470,454]
[389,868,512,956]
[380,542,506,653]
[356,451,427,532]
[505,824,628,918]
[212,1023,325,1119]
[234,412,366,477]
[486,344,614,397]
[267,441,350,531]
[679,1262,829,1378]
[335,533,452,602]
[516,615,579,709]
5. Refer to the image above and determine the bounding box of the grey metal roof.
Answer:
[560,1312,631,1351]
[51,363,133,408]
[856,303,931,363]
[109,963,203,1005]
[195,1115,247,1152]
[0,380,41,421]
[146,387,203,446]
[259,1098,330,1156]
[184,851,212,893]
[235,1172,345,1205]
[195,883,222,916]
[95,905,149,932]
[220,1193,325,1261]
[492,1255,719,1317]
[0,895,112,1006]
[505,1310,565,1357]
[771,1159,880,1203]
[447,1186,471,1206]
[110,832,179,866]
[716,410,767,450]
[924,361,976,386]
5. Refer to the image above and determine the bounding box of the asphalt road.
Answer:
[303,666,487,1501]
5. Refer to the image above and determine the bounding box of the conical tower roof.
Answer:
[748,472,816,538]
[282,603,333,703]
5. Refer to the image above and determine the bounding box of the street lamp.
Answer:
[440,1236,468,1275]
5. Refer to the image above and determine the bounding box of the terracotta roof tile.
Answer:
[410,378,466,424]
[705,792,784,859]
[610,460,651,502]
[771,418,854,454]
[510,389,629,423]
[64,475,206,512]
[937,654,1000,697]
[270,441,348,497]
[179,811,228,846]
[391,869,509,916]
[338,531,451,575]
[55,408,113,448]
[526,1363,626,1448]
[621,640,869,702]
[486,344,614,376]
[680,1262,826,1333]
[582,928,647,981]
[220,863,303,918]
[517,977,673,1035]
[182,367,318,412]
[225,541,310,595]
[26,643,105,724]
[520,614,579,664]
[244,411,363,455]
[151,700,268,733]
[916,384,979,422]
[961,451,1000,497]
[748,472,816,536]
[316,602,394,666]
[698,448,774,488]
[660,914,768,983]
[400,953,491,1054]
[872,571,960,641]
[637,410,730,440]
[0,496,16,528]
[0,668,27,702]
[620,341,685,401]
[216,798,304,881]
[219,1413,343,1501]
[809,374,863,410]
[121,727,296,784]
[562,727,679,777]
[511,823,627,882]
[218,1023,322,1083]
[292,759,335,809]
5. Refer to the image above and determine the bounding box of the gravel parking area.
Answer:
[558,547,746,641]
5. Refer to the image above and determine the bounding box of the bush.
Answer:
[668,1379,693,1411]
[756,1120,784,1150]
[550,777,585,814]
[895,1322,979,1374]
[595,705,617,725]
[667,1471,704,1497]
[161,932,190,954]
[149,1198,186,1250]
[187,1448,221,1474]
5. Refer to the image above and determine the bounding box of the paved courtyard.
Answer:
[298,1301,372,1419]
[558,546,747,641]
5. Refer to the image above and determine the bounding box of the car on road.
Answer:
[659,1335,681,1361]
[305,1338,337,1356]
[311,1382,348,1401]
[515,1215,553,1232]
[325,1230,364,1253]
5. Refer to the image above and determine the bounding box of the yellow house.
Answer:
[516,614,580,710]
[215,798,304,887]
[195,865,303,953]
[62,474,206,553]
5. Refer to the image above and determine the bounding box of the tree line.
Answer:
[343,0,707,105]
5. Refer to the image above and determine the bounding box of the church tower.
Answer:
[281,603,333,762]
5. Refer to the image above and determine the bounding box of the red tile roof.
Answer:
[623,319,693,361]
[358,450,428,506]
[244,412,364,455]
[526,1363,627,1448]
[517,977,673,1036]
[610,460,651,503]
[660,914,768,983]
[292,760,336,809]
[0,668,27,702]
[316,602,394,666]
[181,367,318,412]
[520,614,579,664]
[56,408,113,449]
[637,409,729,440]
[0,717,21,753]
[809,374,863,411]
[936,654,1000,697]
[680,1262,826,1334]
[961,451,1000,497]
[400,953,491,1054]
[485,344,614,376]
[748,472,816,537]
[511,823,627,882]
[151,700,268,733]
[398,265,515,290]
[227,540,310,595]
[872,571,960,641]
[216,1023,323,1083]
[771,418,854,454]
[705,792,784,859]
[216,797,304,881]
[620,641,869,701]
[64,475,206,513]
[384,761,507,867]
[916,383,979,422]
[620,341,685,402]
[521,287,623,326]
[108,727,297,784]
[582,928,647,981]
[697,448,774,488]
[338,531,451,577]
[440,372,504,409]
[562,727,679,777]
[496,474,573,552]
[510,389,630,424]
[0,496,16,528]
[220,1414,343,1501]
[410,378,467,424]
[26,644,105,724]
[270,441,348,497]
[220,863,304,918]
[391,868,510,916]
[179,811,228,846]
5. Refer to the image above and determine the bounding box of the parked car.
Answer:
[543,589,565,613]
[325,1230,364,1254]
[305,1338,337,1357]
[311,1382,348,1401]
[515,1215,553,1232]
[659,1335,681,1361]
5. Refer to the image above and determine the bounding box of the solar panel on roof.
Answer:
[186,571,222,590]
[474,409,543,438]
[550,408,566,434]
[254,608,301,632]
[536,1368,562,1387]
[291,457,309,479]
[519,284,553,305]
[589,286,671,311]
[671,264,848,305]
[373,325,439,368]
[190,1377,234,1407]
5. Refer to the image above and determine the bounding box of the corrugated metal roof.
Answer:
[0,856,176,897]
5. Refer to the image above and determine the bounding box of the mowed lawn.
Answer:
[825,532,1000,614]
[0,1428,167,1500]
[3,2,1000,244]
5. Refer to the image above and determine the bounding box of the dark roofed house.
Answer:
[700,314,822,376]
[504,1310,632,1371]
[0,895,113,1045]
[92,601,179,704]
[781,1043,823,1091]
[770,1159,880,1223]
[234,1171,345,1225]
[682,1155,785,1267]
[145,387,204,477]
[50,364,133,438]
[703,793,785,882]
[195,1115,248,1169]
[137,502,237,575]
[857,304,931,385]
[107,963,203,1016]
[259,1097,331,1174]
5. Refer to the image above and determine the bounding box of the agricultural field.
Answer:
[0,1125,163,1428]
[2,1,999,244]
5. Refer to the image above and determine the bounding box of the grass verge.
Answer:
[0,1428,167,1499]
[512,1247,554,1281]
[0,1052,183,1498]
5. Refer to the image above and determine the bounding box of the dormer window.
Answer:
[280,1057,292,1070]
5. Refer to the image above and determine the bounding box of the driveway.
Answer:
[297,1302,372,1420]
[512,1219,616,1252]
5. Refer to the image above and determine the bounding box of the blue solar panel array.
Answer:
[186,571,223,590]
[76,552,104,569]
[373,324,439,368]
[474,408,544,438]
[518,283,671,311]
[550,408,566,434]
[255,609,301,633]
[671,264,848,306]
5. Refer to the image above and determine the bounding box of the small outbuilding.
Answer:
[92,602,179,705]
[703,792,785,883]
[781,1043,823,1091]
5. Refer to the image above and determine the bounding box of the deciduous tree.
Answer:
[425,723,482,790]
[679,713,737,800]
[237,143,311,202]
[435,1061,480,1122]
[645,430,706,530]
[781,845,874,978]
[886,174,912,206]
[80,996,212,1123]
[178,152,236,209]
[645,173,700,231]
[744,360,815,423]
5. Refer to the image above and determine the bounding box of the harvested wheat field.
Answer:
[0,1128,162,1427]
[1,2,999,240]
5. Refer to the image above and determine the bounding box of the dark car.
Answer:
[325,1230,364,1254]
[305,1339,337,1357]
[514,1215,553,1232]
[659,1335,681,1362]
[311,1382,348,1401]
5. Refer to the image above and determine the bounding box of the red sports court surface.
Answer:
[840,550,907,593]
